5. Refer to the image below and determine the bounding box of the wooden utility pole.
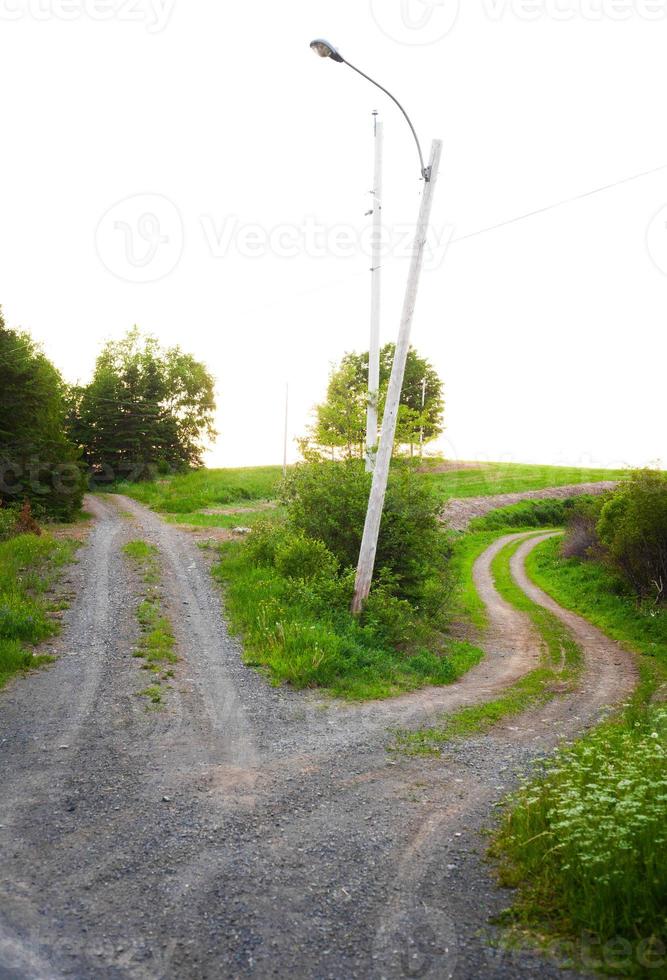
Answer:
[365,111,383,473]
[351,139,442,615]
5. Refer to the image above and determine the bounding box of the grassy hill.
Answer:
[116,460,628,523]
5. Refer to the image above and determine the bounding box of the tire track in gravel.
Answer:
[0,509,637,980]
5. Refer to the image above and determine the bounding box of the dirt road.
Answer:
[443,481,618,531]
[0,501,636,979]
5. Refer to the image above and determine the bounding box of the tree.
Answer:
[0,308,83,519]
[303,344,444,460]
[596,470,667,602]
[69,328,216,480]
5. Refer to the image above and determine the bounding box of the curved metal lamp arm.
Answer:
[342,58,430,182]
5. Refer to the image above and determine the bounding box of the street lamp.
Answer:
[309,39,431,182]
[310,39,442,614]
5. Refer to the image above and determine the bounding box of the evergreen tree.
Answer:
[0,308,82,519]
[69,328,216,479]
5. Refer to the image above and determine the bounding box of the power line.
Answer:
[449,162,667,245]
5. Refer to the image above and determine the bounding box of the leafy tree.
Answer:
[596,470,667,602]
[0,308,82,519]
[304,344,444,460]
[69,328,216,480]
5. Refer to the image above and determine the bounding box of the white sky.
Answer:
[1,0,665,470]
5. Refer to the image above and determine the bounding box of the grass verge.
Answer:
[490,535,667,975]
[393,533,583,754]
[122,540,177,705]
[0,533,77,689]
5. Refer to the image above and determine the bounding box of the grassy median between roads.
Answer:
[214,533,482,701]
[0,533,76,689]
[491,535,667,975]
[123,540,177,706]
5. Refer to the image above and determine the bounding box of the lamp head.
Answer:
[309,39,344,63]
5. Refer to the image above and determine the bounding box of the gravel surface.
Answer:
[0,500,636,979]
[442,482,619,531]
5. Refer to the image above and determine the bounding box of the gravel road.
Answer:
[443,482,619,531]
[0,500,637,980]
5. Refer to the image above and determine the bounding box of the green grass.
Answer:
[526,536,667,678]
[393,668,560,754]
[491,535,666,974]
[162,503,284,531]
[0,533,76,689]
[449,530,512,630]
[111,461,626,520]
[213,538,483,701]
[138,683,163,705]
[419,461,627,503]
[115,466,284,514]
[394,533,583,753]
[122,540,177,701]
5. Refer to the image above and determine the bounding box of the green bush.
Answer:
[470,498,576,532]
[597,470,667,601]
[280,461,451,611]
[274,532,339,582]
[0,505,19,541]
[560,494,607,559]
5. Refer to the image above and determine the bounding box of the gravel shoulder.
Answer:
[0,501,636,979]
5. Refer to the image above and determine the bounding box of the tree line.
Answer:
[0,310,216,520]
[1,305,446,522]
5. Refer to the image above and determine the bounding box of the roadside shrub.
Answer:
[597,470,667,602]
[361,573,417,647]
[280,461,450,610]
[471,498,574,532]
[561,495,606,559]
[274,533,339,582]
[15,501,41,536]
